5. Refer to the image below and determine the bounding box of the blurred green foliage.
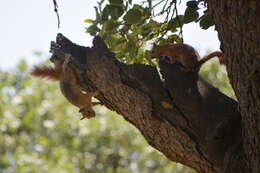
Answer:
[0,60,197,172]
[85,0,214,65]
[199,57,236,99]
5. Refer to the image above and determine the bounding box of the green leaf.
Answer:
[199,13,214,29]
[103,20,119,32]
[143,7,151,19]
[94,6,101,22]
[168,15,184,30]
[109,0,123,4]
[186,1,198,10]
[167,34,182,43]
[133,4,144,11]
[123,8,142,24]
[86,25,100,36]
[106,4,124,19]
[101,5,109,23]
[184,7,199,24]
[140,23,153,37]
[84,19,93,24]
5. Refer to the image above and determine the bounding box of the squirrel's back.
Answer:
[151,42,224,72]
[151,43,200,71]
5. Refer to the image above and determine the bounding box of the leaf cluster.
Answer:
[184,1,214,29]
[85,0,215,64]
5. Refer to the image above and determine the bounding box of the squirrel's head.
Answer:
[50,55,64,69]
[80,109,96,120]
[150,42,162,59]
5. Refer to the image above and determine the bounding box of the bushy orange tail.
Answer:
[198,51,225,66]
[30,66,61,81]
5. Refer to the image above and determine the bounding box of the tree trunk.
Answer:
[49,34,242,173]
[207,0,260,172]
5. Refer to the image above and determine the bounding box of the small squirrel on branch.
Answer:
[151,42,226,72]
[30,53,100,120]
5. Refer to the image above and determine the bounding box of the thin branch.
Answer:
[52,0,60,28]
[174,2,183,43]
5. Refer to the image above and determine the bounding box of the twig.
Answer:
[53,0,60,28]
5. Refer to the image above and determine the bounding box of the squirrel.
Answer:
[150,42,226,72]
[30,54,100,120]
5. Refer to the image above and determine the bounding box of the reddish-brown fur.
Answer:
[30,66,61,81]
[30,56,100,120]
[151,42,225,72]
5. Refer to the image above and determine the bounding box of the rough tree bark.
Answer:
[207,1,260,172]
[49,33,242,173]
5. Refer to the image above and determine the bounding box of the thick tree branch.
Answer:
[50,34,241,173]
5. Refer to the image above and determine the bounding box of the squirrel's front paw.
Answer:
[79,106,96,120]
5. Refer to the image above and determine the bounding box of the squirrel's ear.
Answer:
[153,42,157,47]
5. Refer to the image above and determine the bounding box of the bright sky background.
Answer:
[0,0,220,70]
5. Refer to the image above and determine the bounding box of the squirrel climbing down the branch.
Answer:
[30,54,100,120]
[151,42,226,72]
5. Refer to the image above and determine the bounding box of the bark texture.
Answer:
[50,34,241,173]
[207,1,260,172]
